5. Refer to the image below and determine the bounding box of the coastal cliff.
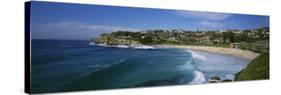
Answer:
[235,52,269,81]
[92,27,269,52]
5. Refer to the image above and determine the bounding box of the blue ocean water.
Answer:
[31,39,250,93]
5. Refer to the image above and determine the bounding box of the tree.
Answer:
[222,32,234,43]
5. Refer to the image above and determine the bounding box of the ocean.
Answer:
[31,39,250,93]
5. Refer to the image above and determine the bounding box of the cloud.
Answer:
[31,22,140,40]
[175,11,232,21]
[199,21,224,28]
[51,22,140,32]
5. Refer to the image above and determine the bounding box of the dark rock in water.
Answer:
[211,76,221,81]
[222,79,233,82]
[208,77,233,83]
[208,80,219,83]
[208,76,221,83]
[135,80,171,87]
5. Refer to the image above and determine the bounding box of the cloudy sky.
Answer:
[30,1,269,40]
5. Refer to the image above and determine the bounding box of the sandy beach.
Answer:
[155,45,259,60]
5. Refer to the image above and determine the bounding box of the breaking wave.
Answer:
[92,43,155,50]
[189,70,206,85]
[133,45,155,49]
[190,50,206,61]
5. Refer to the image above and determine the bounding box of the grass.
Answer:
[235,52,269,81]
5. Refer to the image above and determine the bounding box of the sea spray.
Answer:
[187,50,250,81]
[189,50,206,61]
[91,43,155,50]
[185,50,207,84]
[189,70,206,84]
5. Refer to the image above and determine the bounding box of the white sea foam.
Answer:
[189,70,206,85]
[88,42,96,45]
[190,50,206,61]
[96,43,108,47]
[224,74,235,80]
[133,45,155,49]
[115,45,130,48]
[118,59,127,63]
[93,43,155,49]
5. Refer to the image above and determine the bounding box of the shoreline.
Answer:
[154,45,259,61]
[91,43,259,61]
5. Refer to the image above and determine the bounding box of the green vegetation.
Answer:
[92,27,269,52]
[235,52,269,81]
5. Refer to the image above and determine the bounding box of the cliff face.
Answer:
[92,35,141,45]
[235,52,269,81]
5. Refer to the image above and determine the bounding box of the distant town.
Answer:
[92,27,269,53]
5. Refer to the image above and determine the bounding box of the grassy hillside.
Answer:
[235,52,269,81]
